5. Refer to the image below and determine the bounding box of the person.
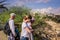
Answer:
[20,16,32,40]
[15,25,20,40]
[27,19,34,40]
[8,13,16,40]
[27,15,34,40]
[28,15,35,23]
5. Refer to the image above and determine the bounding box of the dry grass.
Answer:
[0,31,7,40]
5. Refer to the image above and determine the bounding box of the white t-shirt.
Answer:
[27,22,34,40]
[27,22,32,29]
[9,19,15,36]
[21,22,29,37]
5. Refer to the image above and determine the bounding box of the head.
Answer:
[28,15,32,19]
[10,13,16,20]
[28,15,35,23]
[23,15,30,23]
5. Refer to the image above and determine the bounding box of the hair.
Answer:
[10,13,16,16]
[28,15,32,19]
[23,15,29,20]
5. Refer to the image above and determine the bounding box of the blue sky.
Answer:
[0,0,60,14]
[0,0,60,9]
[26,0,60,9]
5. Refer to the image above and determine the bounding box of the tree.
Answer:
[0,0,8,10]
[0,6,31,23]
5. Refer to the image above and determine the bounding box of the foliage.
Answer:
[31,13,51,40]
[0,0,8,10]
[0,6,31,23]
[0,7,53,40]
[46,15,60,23]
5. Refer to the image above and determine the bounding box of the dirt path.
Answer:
[45,20,60,30]
[45,20,60,40]
[0,31,7,40]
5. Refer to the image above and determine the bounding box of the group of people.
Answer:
[7,13,35,40]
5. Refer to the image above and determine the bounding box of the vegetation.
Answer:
[0,6,60,40]
[0,0,8,10]
[46,15,60,23]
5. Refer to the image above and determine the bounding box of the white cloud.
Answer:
[7,0,51,7]
[40,7,60,15]
[40,7,53,13]
[6,0,25,7]
[52,7,60,15]
[35,0,50,3]
[20,0,50,3]
[31,7,60,15]
[13,1,24,6]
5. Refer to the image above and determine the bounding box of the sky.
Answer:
[0,0,60,14]
[3,0,60,9]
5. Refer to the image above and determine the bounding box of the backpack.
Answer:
[3,20,11,36]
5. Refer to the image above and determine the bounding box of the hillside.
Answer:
[0,20,60,40]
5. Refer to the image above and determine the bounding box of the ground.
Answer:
[0,31,7,40]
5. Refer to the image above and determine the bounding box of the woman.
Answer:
[27,15,34,40]
[23,15,34,40]
[20,16,32,40]
[27,19,34,40]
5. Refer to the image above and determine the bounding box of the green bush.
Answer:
[0,7,52,40]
